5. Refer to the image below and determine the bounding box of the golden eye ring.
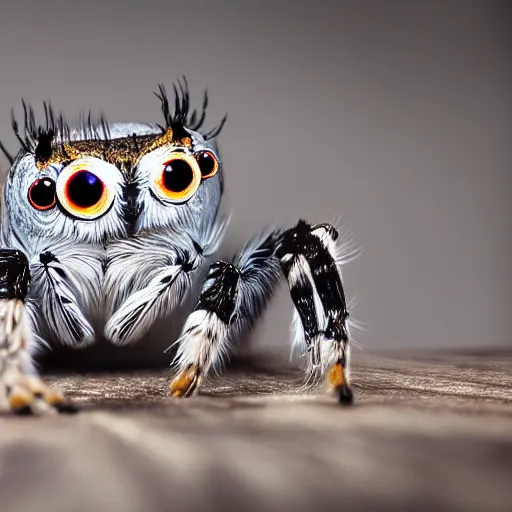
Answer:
[151,152,202,203]
[56,160,115,220]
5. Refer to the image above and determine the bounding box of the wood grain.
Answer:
[1,350,511,512]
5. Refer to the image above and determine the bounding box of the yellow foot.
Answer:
[169,365,203,398]
[327,361,354,406]
[2,372,77,416]
[0,297,77,415]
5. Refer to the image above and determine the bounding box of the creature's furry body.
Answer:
[0,80,358,412]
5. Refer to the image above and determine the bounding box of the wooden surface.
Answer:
[1,350,511,512]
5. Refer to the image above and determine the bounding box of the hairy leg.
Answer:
[277,220,359,404]
[168,229,283,397]
[103,218,227,346]
[0,249,74,414]
[29,241,104,348]
[169,220,358,404]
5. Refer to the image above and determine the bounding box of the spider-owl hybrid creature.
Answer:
[0,79,359,415]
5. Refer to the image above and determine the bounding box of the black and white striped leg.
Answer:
[31,245,102,348]
[168,219,357,404]
[277,219,355,404]
[168,231,282,397]
[0,249,76,415]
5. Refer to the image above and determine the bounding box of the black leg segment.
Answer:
[0,249,30,302]
[277,219,355,404]
[169,230,283,397]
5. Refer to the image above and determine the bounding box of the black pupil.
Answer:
[163,159,193,192]
[197,152,215,176]
[67,171,104,208]
[29,178,55,208]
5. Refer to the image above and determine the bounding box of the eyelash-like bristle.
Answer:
[0,77,227,165]
[0,140,14,165]
[154,76,227,140]
[0,101,112,165]
[1,100,110,157]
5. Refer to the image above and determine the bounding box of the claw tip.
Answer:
[337,385,354,406]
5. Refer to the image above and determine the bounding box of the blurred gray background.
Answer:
[0,0,510,358]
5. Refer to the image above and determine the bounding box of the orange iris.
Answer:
[56,162,113,220]
[152,152,202,203]
[195,150,219,179]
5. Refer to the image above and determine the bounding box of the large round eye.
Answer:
[56,158,116,220]
[151,152,201,203]
[195,150,219,179]
[28,177,56,211]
